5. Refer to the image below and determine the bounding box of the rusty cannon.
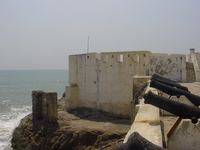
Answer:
[143,91,200,124]
[151,74,189,92]
[150,79,200,107]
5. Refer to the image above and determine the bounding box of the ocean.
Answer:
[0,70,68,150]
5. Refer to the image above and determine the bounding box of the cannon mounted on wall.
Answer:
[150,74,200,107]
[143,74,200,124]
[143,91,200,124]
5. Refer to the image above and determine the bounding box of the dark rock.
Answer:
[62,92,65,98]
[11,98,130,150]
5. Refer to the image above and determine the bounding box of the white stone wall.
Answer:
[167,119,200,150]
[148,53,186,82]
[187,49,200,81]
[66,50,188,117]
[67,51,152,117]
[124,85,163,147]
[96,51,151,116]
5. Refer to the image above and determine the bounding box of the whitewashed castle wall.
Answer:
[97,51,151,116]
[148,54,187,82]
[187,49,200,81]
[66,51,151,117]
[66,51,188,117]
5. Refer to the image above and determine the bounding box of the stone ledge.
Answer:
[123,103,162,147]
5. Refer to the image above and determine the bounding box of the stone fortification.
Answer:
[66,50,193,117]
[188,48,200,81]
[32,91,58,125]
[12,49,200,149]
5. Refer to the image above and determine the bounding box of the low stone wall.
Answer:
[124,84,163,147]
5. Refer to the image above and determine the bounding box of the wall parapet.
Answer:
[69,51,152,64]
[124,81,163,147]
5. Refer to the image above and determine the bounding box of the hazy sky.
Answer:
[0,0,200,70]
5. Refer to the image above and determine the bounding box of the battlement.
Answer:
[71,51,151,63]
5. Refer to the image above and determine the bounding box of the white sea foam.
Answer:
[0,70,68,150]
[0,106,31,150]
[1,100,11,107]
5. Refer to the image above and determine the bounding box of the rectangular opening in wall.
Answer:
[96,53,101,60]
[103,55,108,62]
[134,54,140,62]
[118,54,123,63]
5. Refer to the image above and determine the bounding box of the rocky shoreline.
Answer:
[11,98,131,150]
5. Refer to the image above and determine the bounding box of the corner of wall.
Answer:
[65,84,79,111]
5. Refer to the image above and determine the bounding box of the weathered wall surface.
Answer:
[96,51,151,117]
[66,51,152,117]
[188,49,200,81]
[186,62,196,82]
[66,50,192,117]
[148,53,186,82]
[123,84,163,147]
[32,91,58,125]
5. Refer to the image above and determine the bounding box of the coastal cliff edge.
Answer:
[11,98,130,150]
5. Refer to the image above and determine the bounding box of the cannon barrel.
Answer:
[150,79,200,107]
[151,74,189,92]
[143,91,200,120]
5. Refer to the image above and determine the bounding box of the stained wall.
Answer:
[66,51,188,117]
[32,91,58,125]
[148,53,187,82]
[188,49,200,81]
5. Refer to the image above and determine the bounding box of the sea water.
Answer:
[0,70,68,150]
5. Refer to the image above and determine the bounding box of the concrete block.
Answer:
[167,119,200,150]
